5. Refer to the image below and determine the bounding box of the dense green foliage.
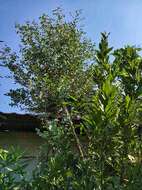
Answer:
[4,8,94,117]
[0,148,28,190]
[1,8,142,190]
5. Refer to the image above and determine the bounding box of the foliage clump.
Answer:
[4,8,94,117]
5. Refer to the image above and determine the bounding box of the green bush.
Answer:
[0,147,28,190]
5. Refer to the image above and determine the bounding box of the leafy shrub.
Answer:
[0,147,28,190]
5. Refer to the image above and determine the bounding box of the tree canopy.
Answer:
[4,8,94,116]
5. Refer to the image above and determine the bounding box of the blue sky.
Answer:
[0,0,142,113]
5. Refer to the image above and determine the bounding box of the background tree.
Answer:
[4,8,94,118]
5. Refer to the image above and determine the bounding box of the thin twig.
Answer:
[64,106,84,160]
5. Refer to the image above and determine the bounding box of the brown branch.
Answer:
[64,106,84,160]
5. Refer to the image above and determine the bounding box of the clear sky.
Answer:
[0,0,142,113]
